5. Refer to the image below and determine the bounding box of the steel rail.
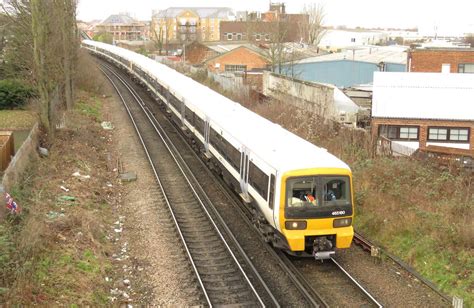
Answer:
[115,69,281,307]
[100,64,267,307]
[103,60,329,307]
[99,66,213,305]
[330,257,384,307]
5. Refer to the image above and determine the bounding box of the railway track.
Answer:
[97,58,385,307]
[100,63,276,307]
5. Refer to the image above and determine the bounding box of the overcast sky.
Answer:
[77,0,474,35]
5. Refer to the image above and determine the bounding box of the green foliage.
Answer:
[92,32,113,44]
[75,98,102,122]
[0,79,36,110]
[0,225,15,278]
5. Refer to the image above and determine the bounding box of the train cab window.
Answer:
[322,177,350,206]
[285,176,352,219]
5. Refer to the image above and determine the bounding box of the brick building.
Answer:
[408,48,474,73]
[204,45,270,73]
[220,2,308,43]
[151,7,235,44]
[183,41,220,65]
[371,72,474,157]
[94,14,146,42]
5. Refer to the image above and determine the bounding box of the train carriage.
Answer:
[82,40,354,260]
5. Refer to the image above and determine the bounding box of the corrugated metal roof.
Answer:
[155,7,235,19]
[372,72,474,121]
[297,46,408,65]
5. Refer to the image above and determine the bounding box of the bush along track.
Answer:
[0,91,138,305]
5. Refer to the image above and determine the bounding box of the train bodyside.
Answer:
[82,40,354,259]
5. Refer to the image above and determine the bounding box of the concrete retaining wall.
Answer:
[0,123,39,220]
[263,71,336,118]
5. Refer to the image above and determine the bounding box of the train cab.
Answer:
[278,168,354,260]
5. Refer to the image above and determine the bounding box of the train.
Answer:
[82,40,354,260]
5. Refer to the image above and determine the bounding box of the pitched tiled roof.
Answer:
[101,14,137,25]
[155,7,235,19]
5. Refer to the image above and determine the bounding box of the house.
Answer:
[183,41,219,65]
[219,2,308,43]
[151,7,236,44]
[285,46,407,88]
[204,45,270,74]
[94,14,146,42]
[408,48,474,73]
[371,72,474,157]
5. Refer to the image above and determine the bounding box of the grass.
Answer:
[75,98,102,122]
[0,110,36,130]
[0,94,115,305]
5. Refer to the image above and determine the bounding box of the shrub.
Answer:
[0,79,36,110]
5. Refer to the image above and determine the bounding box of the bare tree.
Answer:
[3,0,78,138]
[151,12,174,55]
[464,34,474,48]
[260,21,288,74]
[302,3,327,46]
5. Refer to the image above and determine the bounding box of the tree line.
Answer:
[1,0,78,142]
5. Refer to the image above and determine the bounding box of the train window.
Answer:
[285,176,352,219]
[249,162,269,201]
[195,116,205,137]
[221,138,240,171]
[321,177,350,206]
[268,174,275,209]
[185,106,195,126]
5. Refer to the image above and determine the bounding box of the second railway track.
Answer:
[100,63,276,307]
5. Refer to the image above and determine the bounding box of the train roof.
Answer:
[83,40,350,174]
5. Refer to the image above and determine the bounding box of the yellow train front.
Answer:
[273,167,354,260]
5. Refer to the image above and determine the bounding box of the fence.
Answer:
[377,136,416,157]
[0,131,14,172]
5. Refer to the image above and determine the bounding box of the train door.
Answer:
[165,89,171,112]
[180,100,185,128]
[203,120,211,155]
[239,148,251,203]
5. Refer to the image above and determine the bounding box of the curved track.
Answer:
[100,63,275,307]
[97,56,382,307]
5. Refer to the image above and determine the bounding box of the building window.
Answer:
[265,34,270,41]
[449,128,469,141]
[379,125,419,141]
[458,63,474,73]
[225,64,247,72]
[428,128,448,141]
[236,33,242,40]
[428,127,470,142]
[227,33,233,40]
[255,34,261,41]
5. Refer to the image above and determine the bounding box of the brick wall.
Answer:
[185,43,217,65]
[206,47,269,73]
[408,49,474,73]
[371,118,474,156]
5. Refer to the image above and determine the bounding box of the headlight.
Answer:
[285,221,307,230]
[333,218,352,228]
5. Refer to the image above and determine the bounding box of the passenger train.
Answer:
[82,40,354,260]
